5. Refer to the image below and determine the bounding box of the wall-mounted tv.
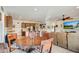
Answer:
[64,20,79,29]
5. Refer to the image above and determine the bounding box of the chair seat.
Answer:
[32,38,53,53]
[31,45,41,53]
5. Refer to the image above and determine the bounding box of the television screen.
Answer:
[64,20,79,29]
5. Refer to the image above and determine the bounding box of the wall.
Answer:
[46,19,79,32]
[13,20,21,35]
[46,20,54,32]
[46,20,64,32]
[0,12,5,43]
[12,20,41,35]
[0,21,2,42]
[55,21,64,32]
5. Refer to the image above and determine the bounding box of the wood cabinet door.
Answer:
[49,32,57,45]
[4,16,12,27]
[68,33,79,52]
[56,32,67,49]
[21,23,25,28]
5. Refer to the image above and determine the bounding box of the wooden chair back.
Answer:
[41,38,53,53]
[8,33,17,52]
[33,36,42,45]
[42,32,50,40]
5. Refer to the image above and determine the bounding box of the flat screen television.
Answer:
[64,20,79,29]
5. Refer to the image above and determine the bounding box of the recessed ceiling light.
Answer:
[34,8,38,11]
[76,6,79,8]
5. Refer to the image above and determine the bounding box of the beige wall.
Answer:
[46,19,79,32]
[46,20,64,32]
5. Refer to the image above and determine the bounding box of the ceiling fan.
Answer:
[57,14,72,21]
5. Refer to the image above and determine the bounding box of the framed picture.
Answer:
[64,20,79,29]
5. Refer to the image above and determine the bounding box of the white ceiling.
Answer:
[2,6,79,23]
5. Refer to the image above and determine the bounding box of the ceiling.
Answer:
[1,6,79,23]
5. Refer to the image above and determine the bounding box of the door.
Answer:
[56,32,67,49]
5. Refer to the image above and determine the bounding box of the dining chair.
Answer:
[41,38,53,53]
[42,32,50,40]
[8,33,17,52]
[33,36,42,46]
[32,38,53,53]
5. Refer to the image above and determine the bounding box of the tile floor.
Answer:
[51,45,73,53]
[0,45,74,53]
[12,45,74,53]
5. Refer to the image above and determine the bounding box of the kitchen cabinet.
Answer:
[56,32,67,49]
[49,32,57,45]
[21,23,36,28]
[4,16,12,27]
[4,16,13,33]
[68,33,79,52]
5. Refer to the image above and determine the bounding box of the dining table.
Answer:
[16,35,42,53]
